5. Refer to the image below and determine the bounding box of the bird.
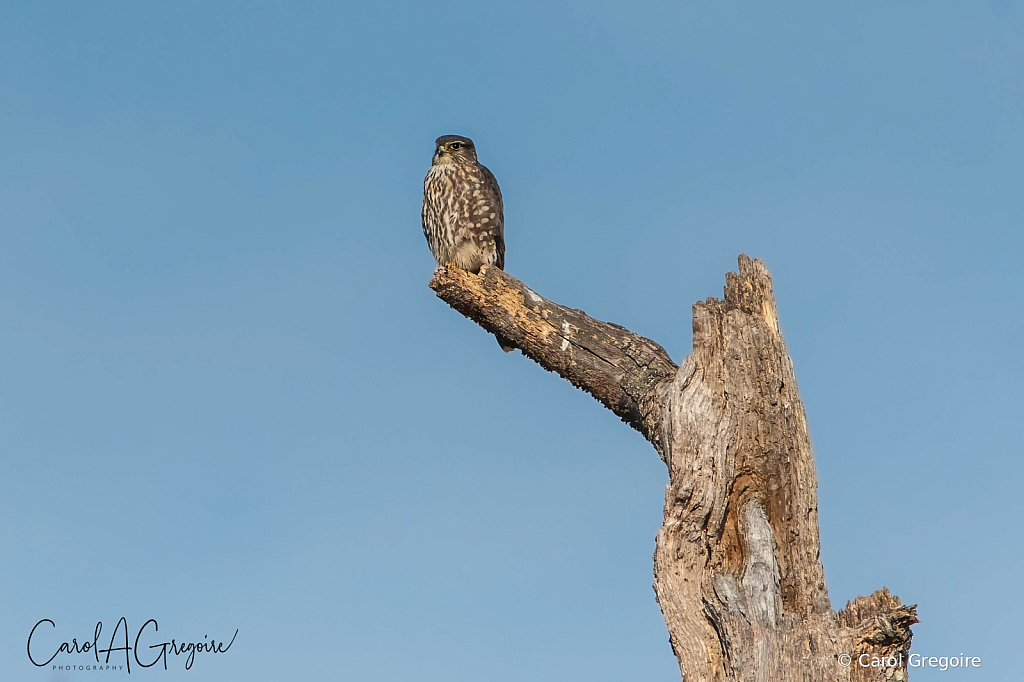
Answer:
[422,134,513,351]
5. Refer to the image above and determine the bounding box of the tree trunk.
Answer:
[430,255,917,681]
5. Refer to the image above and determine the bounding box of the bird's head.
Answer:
[432,135,477,165]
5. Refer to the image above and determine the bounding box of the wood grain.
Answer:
[429,256,917,680]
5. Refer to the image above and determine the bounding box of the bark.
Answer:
[429,256,917,681]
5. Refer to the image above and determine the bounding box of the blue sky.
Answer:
[2,2,1022,680]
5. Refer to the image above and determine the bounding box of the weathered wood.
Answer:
[429,264,678,448]
[429,255,917,681]
[838,589,919,682]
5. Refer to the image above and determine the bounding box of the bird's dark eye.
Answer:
[450,142,462,150]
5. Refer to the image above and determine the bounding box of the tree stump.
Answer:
[430,255,917,681]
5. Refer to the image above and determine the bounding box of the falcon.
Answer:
[422,135,512,351]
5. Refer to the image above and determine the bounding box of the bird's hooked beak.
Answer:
[435,145,447,156]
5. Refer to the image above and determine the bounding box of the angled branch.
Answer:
[429,265,677,446]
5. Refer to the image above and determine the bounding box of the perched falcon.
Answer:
[422,134,512,351]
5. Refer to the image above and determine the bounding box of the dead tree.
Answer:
[429,255,917,681]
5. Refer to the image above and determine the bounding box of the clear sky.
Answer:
[2,2,1021,680]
